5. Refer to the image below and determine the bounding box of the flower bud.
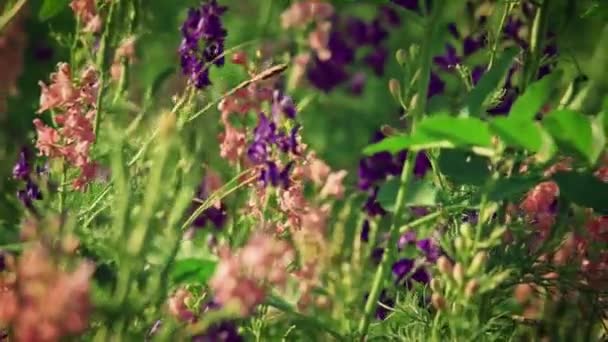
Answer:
[431,293,446,311]
[514,283,533,304]
[395,49,407,66]
[430,278,442,293]
[464,279,480,298]
[452,263,465,286]
[437,256,453,276]
[467,251,488,276]
[488,226,507,242]
[460,223,473,240]
[388,79,402,103]
[454,236,465,252]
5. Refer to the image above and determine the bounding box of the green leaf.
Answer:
[363,135,411,155]
[363,115,495,155]
[437,149,491,186]
[488,175,542,201]
[509,71,562,120]
[170,258,217,285]
[417,114,494,147]
[490,117,544,151]
[39,0,70,21]
[466,47,518,117]
[553,172,608,214]
[376,177,437,212]
[543,110,596,165]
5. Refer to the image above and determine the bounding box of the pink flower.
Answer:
[33,119,61,157]
[320,170,347,199]
[218,124,246,163]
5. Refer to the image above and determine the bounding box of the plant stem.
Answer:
[93,0,117,139]
[522,0,550,91]
[487,0,513,71]
[357,1,443,338]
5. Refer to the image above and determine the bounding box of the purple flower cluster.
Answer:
[306,5,402,93]
[12,147,43,209]
[247,91,300,188]
[179,0,228,89]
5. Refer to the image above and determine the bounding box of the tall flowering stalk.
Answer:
[179,0,228,89]
[34,63,99,191]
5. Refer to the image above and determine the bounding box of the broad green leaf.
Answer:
[363,135,411,155]
[490,117,543,151]
[553,171,608,214]
[170,258,217,285]
[437,150,491,186]
[376,177,437,212]
[591,113,607,165]
[363,115,494,155]
[487,175,542,201]
[509,71,562,120]
[417,114,494,147]
[466,47,518,117]
[543,110,596,165]
[39,0,70,21]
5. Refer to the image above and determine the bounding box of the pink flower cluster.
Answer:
[110,36,137,81]
[280,0,334,29]
[70,0,102,33]
[209,233,294,316]
[34,63,99,190]
[0,244,94,342]
[217,53,279,165]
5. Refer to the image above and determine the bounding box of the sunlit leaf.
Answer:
[490,117,543,152]
[39,0,70,21]
[509,71,562,120]
[170,258,217,285]
[377,177,438,212]
[543,109,596,165]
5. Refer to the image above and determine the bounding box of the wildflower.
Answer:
[34,63,99,191]
[320,170,348,199]
[209,233,294,316]
[110,36,137,81]
[0,243,94,341]
[179,0,228,89]
[70,0,102,33]
[280,0,334,29]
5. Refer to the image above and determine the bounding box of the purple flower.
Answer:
[417,238,441,262]
[17,180,42,208]
[12,148,31,180]
[179,0,228,89]
[361,220,371,242]
[191,176,228,230]
[428,72,445,98]
[272,90,297,119]
[193,321,242,342]
[307,58,349,92]
[398,231,417,250]
[364,47,388,76]
[392,258,414,281]
[0,251,6,272]
[260,161,292,189]
[434,44,461,70]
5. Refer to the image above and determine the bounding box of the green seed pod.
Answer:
[453,263,465,286]
[395,49,407,66]
[467,251,488,276]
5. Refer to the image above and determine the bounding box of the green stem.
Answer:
[357,1,443,338]
[0,0,26,33]
[398,204,473,234]
[58,161,67,214]
[93,0,117,138]
[522,0,550,91]
[487,0,513,71]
